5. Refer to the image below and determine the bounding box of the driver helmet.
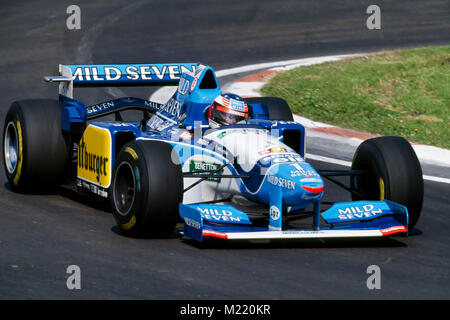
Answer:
[207,93,249,128]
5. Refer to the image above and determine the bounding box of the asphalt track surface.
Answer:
[0,0,449,300]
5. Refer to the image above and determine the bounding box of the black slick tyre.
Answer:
[110,140,183,237]
[351,136,424,228]
[2,99,70,192]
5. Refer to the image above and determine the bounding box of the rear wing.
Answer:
[44,63,198,98]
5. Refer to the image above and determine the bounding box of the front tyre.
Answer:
[110,140,183,237]
[351,136,424,228]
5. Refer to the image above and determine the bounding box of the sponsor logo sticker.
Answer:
[77,126,111,187]
[337,204,383,220]
[184,217,201,230]
[189,160,223,182]
[86,101,115,114]
[71,64,196,82]
[380,225,407,236]
[197,207,243,223]
[270,206,281,221]
[267,175,296,190]
[258,146,286,156]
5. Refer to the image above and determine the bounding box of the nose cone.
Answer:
[301,185,325,193]
[264,162,324,206]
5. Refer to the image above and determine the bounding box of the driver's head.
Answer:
[207,93,249,128]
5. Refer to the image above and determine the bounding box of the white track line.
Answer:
[306,153,450,184]
[215,54,359,77]
[306,153,352,167]
[422,175,450,184]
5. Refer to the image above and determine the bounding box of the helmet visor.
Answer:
[212,104,248,125]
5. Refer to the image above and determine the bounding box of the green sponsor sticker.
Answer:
[217,131,228,139]
[189,160,223,182]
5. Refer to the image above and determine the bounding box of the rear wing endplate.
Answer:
[44,63,198,98]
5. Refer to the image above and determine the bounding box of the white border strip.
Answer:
[225,229,384,240]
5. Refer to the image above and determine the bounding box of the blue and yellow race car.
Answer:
[2,63,424,242]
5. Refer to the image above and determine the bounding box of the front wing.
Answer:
[179,200,408,242]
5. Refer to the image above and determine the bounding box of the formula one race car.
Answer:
[2,63,424,241]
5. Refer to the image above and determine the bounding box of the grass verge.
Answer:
[261,46,450,149]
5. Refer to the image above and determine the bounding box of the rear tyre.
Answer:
[2,99,70,192]
[245,97,294,121]
[351,136,424,228]
[110,140,183,237]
